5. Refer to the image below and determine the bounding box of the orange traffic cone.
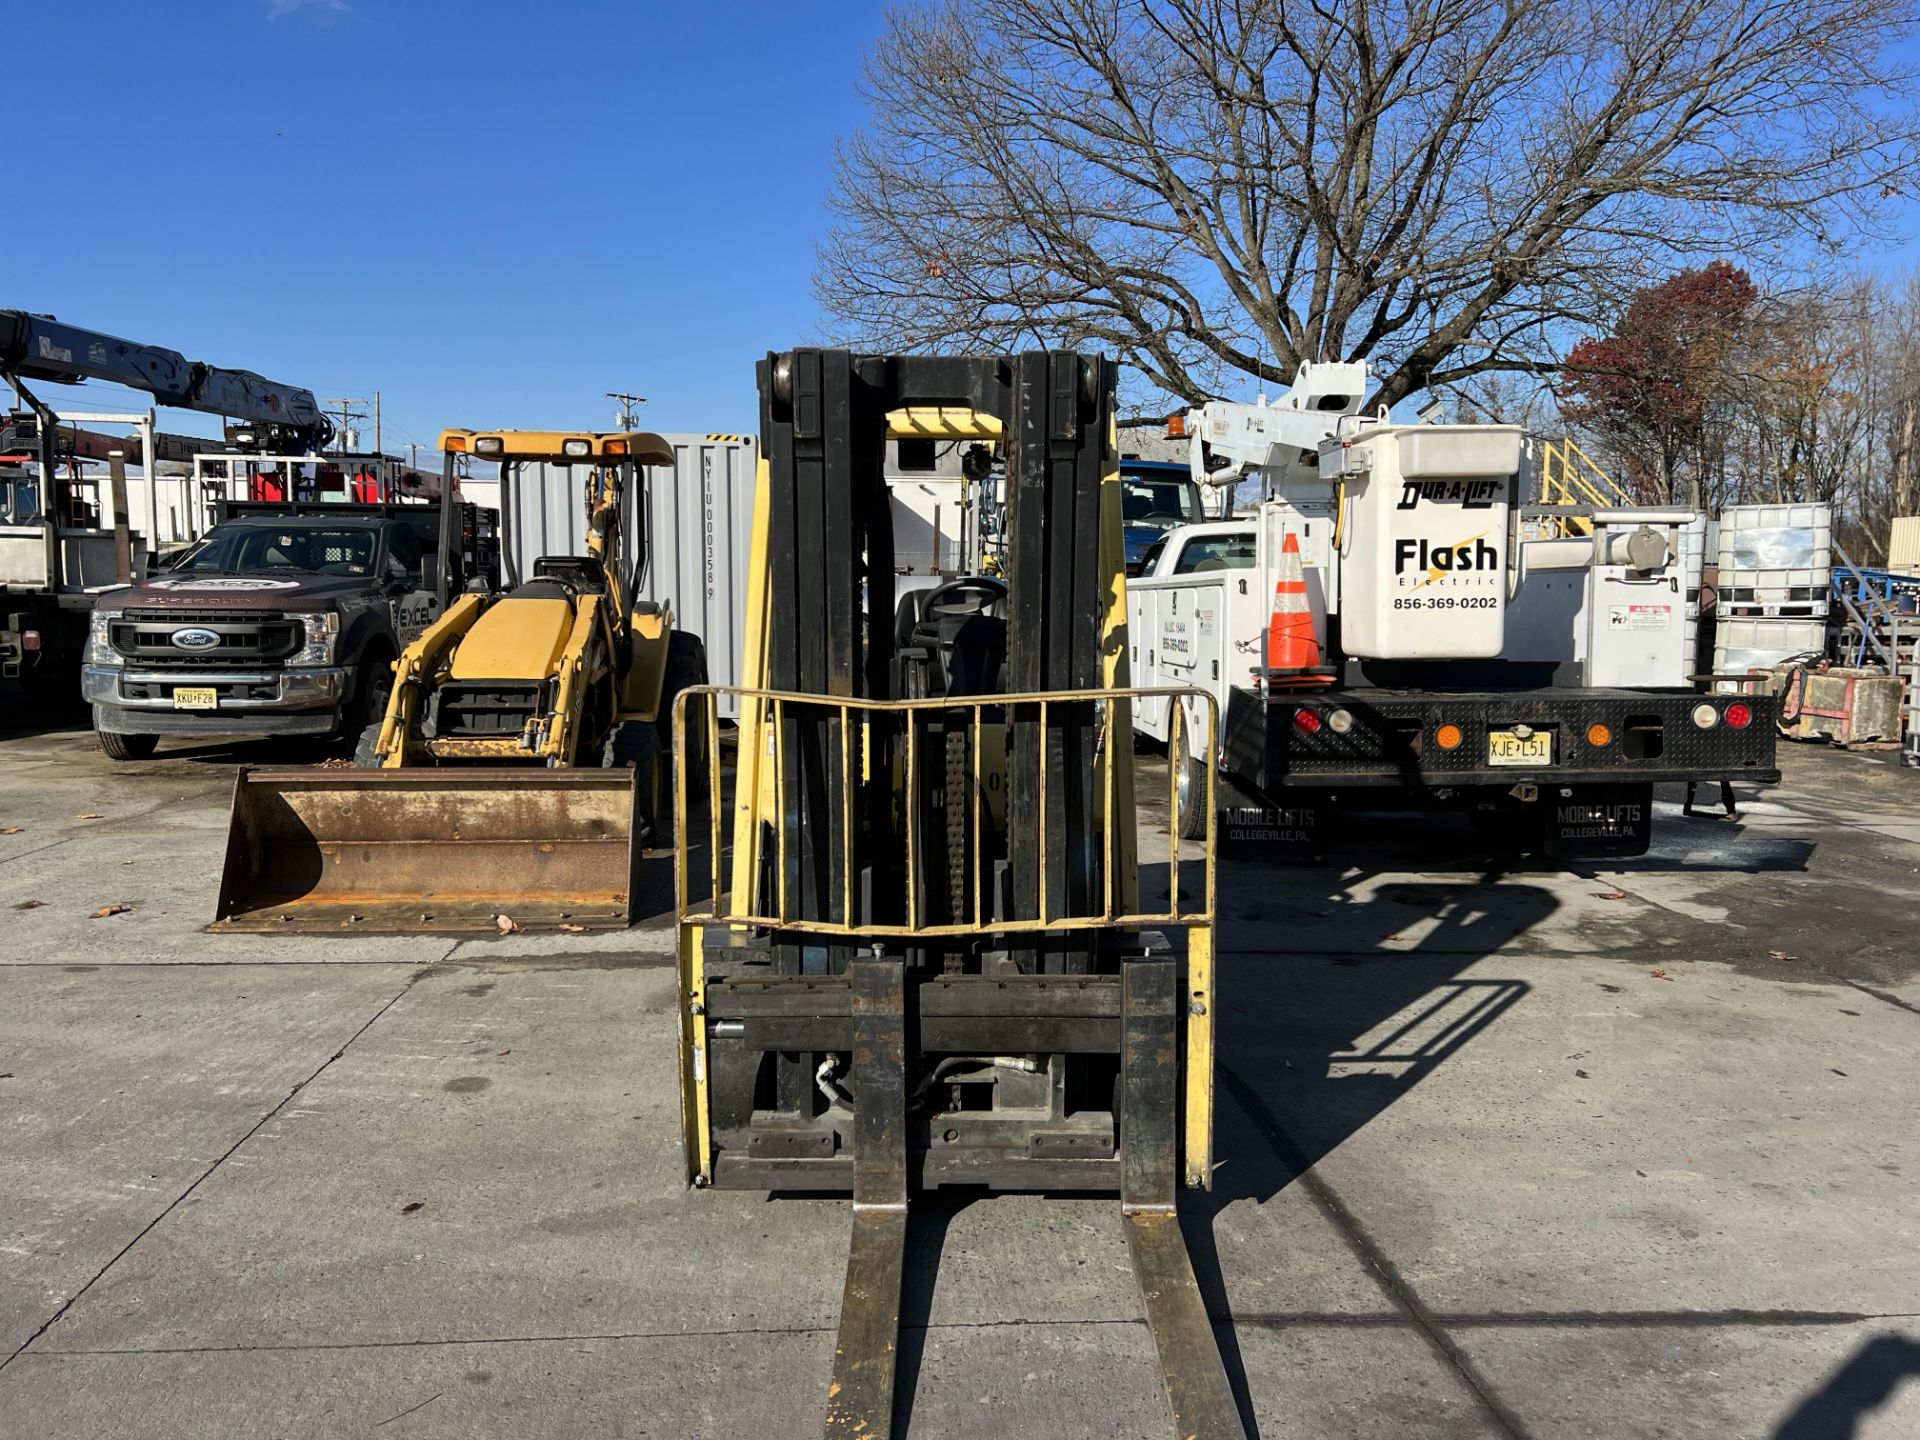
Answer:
[1265,531,1327,684]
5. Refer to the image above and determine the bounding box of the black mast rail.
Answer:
[680,349,1241,1438]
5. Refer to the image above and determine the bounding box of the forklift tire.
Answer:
[97,729,158,762]
[1175,750,1210,841]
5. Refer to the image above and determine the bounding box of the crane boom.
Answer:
[0,309,334,451]
[1186,360,1369,505]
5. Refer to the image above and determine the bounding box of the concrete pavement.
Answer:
[2,723,1916,1437]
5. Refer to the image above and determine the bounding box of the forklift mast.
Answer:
[673,351,1243,1438]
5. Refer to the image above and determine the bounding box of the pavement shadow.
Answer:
[1595,818,1816,875]
[891,1190,971,1436]
[1137,820,1557,1437]
[1772,1332,1920,1439]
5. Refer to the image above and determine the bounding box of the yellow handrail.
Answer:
[1538,437,1634,536]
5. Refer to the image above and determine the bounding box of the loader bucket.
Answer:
[211,767,640,934]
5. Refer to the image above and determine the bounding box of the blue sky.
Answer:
[12,3,1919,450]
[10,0,880,448]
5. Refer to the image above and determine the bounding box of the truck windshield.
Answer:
[175,526,377,576]
[1122,476,1201,528]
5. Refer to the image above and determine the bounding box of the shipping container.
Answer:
[493,434,758,717]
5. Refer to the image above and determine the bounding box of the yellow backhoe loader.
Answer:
[212,429,704,934]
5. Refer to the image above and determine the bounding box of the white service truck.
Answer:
[1130,365,1780,859]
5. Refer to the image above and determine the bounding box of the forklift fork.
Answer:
[825,959,910,1436]
[821,952,1243,1440]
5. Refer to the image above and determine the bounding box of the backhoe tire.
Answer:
[348,666,394,768]
[645,631,709,842]
[97,729,157,762]
[656,631,708,751]
[1175,749,1210,841]
[605,720,661,846]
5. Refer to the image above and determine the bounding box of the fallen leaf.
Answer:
[1767,949,1798,961]
[494,913,522,935]
[1593,890,1628,901]
[77,813,103,820]
[1,826,21,835]
[90,904,131,919]
[1650,969,1672,981]
[400,1201,424,1215]
[1575,1069,1590,1079]
[497,1050,512,1057]
[558,923,586,934]
[14,899,45,910]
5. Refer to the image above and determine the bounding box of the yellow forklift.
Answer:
[671,351,1241,1437]
[212,429,703,933]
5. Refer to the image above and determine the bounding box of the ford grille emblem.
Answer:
[170,627,222,651]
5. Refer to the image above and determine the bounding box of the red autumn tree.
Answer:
[1559,262,1759,504]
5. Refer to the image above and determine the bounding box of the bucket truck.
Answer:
[1128,364,1779,859]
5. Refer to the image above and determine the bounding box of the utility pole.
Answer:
[373,391,381,455]
[608,390,647,431]
[322,397,368,454]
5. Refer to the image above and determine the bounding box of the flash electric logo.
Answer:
[1395,535,1499,590]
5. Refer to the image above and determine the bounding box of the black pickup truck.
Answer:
[82,501,497,759]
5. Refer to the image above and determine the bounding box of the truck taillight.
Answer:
[1725,702,1753,729]
[21,629,39,652]
[1690,703,1719,729]
[1293,707,1321,734]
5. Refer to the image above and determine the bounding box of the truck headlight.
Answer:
[86,610,123,667]
[292,612,340,667]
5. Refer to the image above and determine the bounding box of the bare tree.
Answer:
[817,0,1920,409]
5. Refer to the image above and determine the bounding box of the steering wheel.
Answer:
[921,575,1008,620]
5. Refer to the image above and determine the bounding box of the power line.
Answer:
[321,396,369,452]
[608,390,647,430]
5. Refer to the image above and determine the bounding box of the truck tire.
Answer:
[1175,749,1210,840]
[97,729,158,762]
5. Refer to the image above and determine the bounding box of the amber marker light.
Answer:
[1435,723,1463,750]
[1587,722,1612,747]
